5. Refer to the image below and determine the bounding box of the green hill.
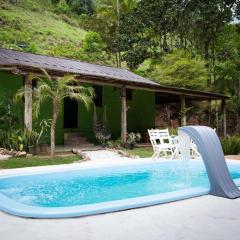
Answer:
[0,0,87,59]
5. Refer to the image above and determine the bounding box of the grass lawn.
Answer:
[123,147,153,158]
[0,156,81,169]
[0,0,86,58]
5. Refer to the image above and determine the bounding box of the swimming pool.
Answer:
[0,160,240,218]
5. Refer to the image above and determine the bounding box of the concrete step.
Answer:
[55,144,96,152]
[64,132,84,138]
[65,140,89,146]
[64,132,90,146]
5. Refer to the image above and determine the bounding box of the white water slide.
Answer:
[178,126,240,199]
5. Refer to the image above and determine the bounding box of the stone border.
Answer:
[106,148,139,159]
[0,148,27,158]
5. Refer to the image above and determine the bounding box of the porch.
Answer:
[0,48,229,150]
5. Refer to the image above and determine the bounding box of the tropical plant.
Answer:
[15,69,95,157]
[36,119,52,144]
[22,130,39,151]
[221,136,240,155]
[106,138,122,149]
[126,132,141,146]
[93,106,111,146]
[0,96,21,150]
[168,127,178,136]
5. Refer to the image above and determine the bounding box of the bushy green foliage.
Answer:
[0,96,21,150]
[221,136,240,155]
[1,0,240,108]
[81,31,107,62]
[54,0,69,14]
[214,24,240,115]
[137,50,209,90]
[68,0,93,15]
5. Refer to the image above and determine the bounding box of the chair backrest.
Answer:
[148,128,172,146]
[157,129,169,137]
[148,129,160,150]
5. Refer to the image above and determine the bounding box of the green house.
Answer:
[0,48,228,147]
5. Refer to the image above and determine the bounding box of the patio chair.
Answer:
[148,129,178,159]
[190,140,201,157]
[170,135,201,158]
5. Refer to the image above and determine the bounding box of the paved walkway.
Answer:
[83,149,142,163]
[1,195,240,240]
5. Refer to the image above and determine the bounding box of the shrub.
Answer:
[54,0,69,14]
[79,32,108,63]
[221,136,240,155]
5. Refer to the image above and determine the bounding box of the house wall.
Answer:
[0,71,24,129]
[0,71,155,145]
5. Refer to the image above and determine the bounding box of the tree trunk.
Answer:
[163,31,169,52]
[215,100,219,133]
[24,75,32,131]
[51,99,60,158]
[237,78,240,134]
[222,99,227,137]
[208,100,211,126]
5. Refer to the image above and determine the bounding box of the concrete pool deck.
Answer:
[1,194,240,240]
[0,155,240,240]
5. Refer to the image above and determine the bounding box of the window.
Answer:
[93,85,103,107]
[126,89,133,101]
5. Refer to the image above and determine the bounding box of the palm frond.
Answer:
[68,92,94,110]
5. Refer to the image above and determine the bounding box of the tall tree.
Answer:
[86,0,139,67]
[214,24,240,131]
[118,0,235,70]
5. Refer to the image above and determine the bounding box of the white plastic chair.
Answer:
[170,136,200,158]
[148,129,178,159]
[190,140,200,157]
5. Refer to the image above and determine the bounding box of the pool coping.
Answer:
[0,158,239,218]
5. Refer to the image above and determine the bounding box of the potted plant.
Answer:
[125,132,141,149]
[93,106,111,148]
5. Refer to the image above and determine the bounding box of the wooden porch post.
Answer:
[215,100,219,133]
[180,95,187,126]
[24,75,32,131]
[222,99,227,137]
[121,86,127,144]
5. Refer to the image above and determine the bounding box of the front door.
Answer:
[63,98,78,128]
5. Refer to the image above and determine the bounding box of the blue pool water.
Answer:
[0,161,240,218]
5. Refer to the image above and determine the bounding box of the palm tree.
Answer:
[16,69,95,157]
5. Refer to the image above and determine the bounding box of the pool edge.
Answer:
[0,160,240,219]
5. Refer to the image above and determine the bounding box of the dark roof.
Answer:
[0,48,158,86]
[0,48,228,100]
